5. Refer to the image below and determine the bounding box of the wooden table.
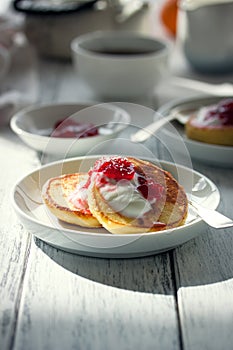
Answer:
[1,27,233,350]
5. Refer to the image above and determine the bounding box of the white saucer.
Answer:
[12,156,220,258]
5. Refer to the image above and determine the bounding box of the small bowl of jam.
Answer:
[10,102,130,157]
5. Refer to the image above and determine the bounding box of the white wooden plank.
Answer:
[0,130,40,350]
[157,132,233,350]
[173,166,233,350]
[13,240,180,350]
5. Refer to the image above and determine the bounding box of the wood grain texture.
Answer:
[0,130,40,350]
[158,136,233,350]
[13,240,180,350]
[173,164,233,350]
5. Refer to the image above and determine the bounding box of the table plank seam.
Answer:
[8,235,32,350]
[170,251,185,350]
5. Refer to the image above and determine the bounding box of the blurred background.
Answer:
[0,0,176,60]
[0,0,232,117]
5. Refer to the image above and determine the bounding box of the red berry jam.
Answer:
[52,118,99,138]
[93,157,135,181]
[152,221,166,228]
[205,98,233,126]
[137,176,164,201]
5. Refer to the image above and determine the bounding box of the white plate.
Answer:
[10,102,130,157]
[158,95,233,167]
[12,156,220,258]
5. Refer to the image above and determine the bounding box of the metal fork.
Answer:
[130,111,187,143]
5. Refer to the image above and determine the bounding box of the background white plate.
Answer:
[158,95,233,168]
[12,156,220,258]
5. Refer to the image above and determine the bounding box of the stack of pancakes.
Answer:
[42,156,188,234]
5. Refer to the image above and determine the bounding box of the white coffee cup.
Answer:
[71,31,171,100]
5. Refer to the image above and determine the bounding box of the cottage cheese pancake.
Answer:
[186,98,233,146]
[88,156,188,234]
[42,173,101,228]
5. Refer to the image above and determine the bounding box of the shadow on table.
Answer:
[35,238,175,294]
[35,224,233,291]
